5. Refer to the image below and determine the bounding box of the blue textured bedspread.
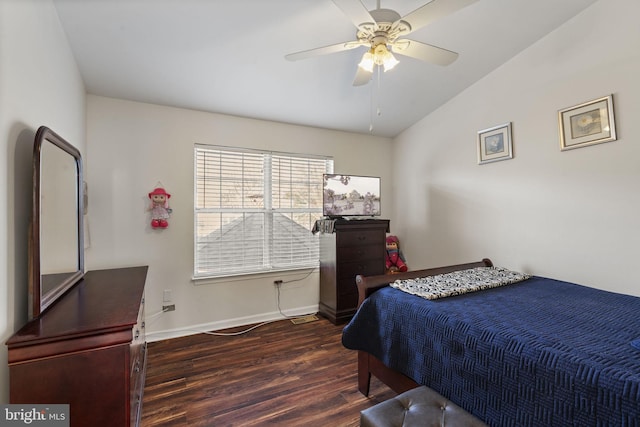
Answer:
[342,276,640,426]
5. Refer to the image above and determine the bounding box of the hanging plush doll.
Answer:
[385,235,408,273]
[148,187,172,229]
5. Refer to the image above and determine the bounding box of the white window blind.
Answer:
[194,145,333,278]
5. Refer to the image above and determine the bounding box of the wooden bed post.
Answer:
[357,351,371,396]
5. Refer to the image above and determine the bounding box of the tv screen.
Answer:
[323,174,381,217]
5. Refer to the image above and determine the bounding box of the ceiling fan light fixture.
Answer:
[358,49,375,72]
[359,44,399,73]
[381,50,399,71]
[373,44,398,72]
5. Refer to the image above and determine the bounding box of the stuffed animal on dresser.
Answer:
[385,235,408,273]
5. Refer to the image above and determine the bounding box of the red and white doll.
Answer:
[148,187,172,229]
[385,235,408,273]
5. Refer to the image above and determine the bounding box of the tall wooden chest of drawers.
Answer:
[319,219,389,324]
[6,266,148,427]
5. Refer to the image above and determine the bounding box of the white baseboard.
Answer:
[145,304,320,342]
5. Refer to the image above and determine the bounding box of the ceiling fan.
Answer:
[285,0,478,86]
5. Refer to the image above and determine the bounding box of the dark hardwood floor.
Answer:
[141,317,396,426]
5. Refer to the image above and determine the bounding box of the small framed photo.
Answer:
[477,122,513,165]
[558,95,616,151]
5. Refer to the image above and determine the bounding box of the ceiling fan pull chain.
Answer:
[369,65,382,133]
[376,66,382,117]
[369,77,374,132]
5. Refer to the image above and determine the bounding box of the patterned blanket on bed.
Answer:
[390,266,531,300]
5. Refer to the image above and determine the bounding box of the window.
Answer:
[194,145,333,278]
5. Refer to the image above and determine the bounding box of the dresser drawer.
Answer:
[337,277,359,297]
[130,295,146,427]
[130,338,144,378]
[130,296,145,375]
[338,259,384,279]
[336,291,358,310]
[337,230,385,247]
[337,244,383,262]
[130,343,146,427]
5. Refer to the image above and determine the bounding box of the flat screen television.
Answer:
[323,174,381,217]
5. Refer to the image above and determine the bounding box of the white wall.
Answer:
[85,96,392,340]
[392,0,640,295]
[0,0,86,403]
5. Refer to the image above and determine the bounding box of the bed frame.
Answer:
[353,258,494,396]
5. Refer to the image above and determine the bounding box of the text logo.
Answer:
[0,405,69,426]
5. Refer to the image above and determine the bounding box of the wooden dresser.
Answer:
[6,266,148,427]
[319,219,389,324]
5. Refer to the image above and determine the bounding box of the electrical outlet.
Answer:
[163,304,175,312]
[163,289,172,302]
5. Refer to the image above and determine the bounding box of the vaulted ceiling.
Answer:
[53,0,598,137]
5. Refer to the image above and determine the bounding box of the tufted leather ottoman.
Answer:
[360,386,488,427]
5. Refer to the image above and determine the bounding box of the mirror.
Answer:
[30,126,84,319]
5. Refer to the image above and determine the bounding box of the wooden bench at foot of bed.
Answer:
[361,385,489,427]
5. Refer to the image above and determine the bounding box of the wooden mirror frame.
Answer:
[30,126,84,319]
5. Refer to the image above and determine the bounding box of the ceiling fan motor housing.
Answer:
[357,8,411,49]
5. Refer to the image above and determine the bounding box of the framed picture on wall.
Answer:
[558,95,616,151]
[477,122,513,165]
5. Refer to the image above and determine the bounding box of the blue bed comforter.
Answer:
[342,276,640,426]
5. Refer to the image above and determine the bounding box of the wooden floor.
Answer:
[141,316,396,426]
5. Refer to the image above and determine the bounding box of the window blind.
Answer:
[194,145,332,278]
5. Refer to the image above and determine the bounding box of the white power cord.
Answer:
[146,280,318,337]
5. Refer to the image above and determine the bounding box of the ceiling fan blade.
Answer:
[285,41,366,61]
[391,39,458,66]
[352,66,372,86]
[332,0,377,31]
[399,0,478,34]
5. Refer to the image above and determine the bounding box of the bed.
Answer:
[342,259,640,426]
